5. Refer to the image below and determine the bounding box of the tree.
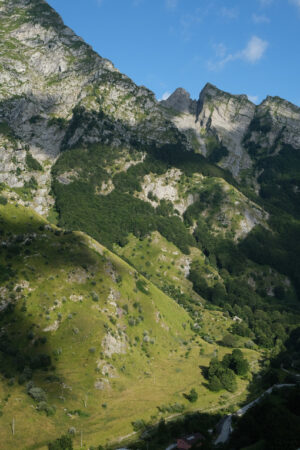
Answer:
[48,434,73,450]
[184,388,198,403]
[222,349,250,376]
[208,375,223,392]
[208,357,223,378]
[219,369,237,393]
[235,358,250,376]
[221,333,239,348]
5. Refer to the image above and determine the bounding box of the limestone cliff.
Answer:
[0,0,185,214]
[161,83,300,180]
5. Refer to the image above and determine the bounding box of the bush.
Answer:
[26,152,43,171]
[37,401,56,416]
[207,350,248,393]
[221,334,239,348]
[208,375,223,392]
[91,291,99,302]
[48,435,73,450]
[184,388,198,403]
[28,386,47,402]
[0,195,7,205]
[132,419,147,432]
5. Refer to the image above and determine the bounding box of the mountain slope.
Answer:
[0,0,187,216]
[0,199,263,449]
[0,0,300,448]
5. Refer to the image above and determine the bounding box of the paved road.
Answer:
[214,383,296,445]
[214,415,233,445]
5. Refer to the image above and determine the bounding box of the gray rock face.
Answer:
[160,83,300,179]
[1,0,299,217]
[160,88,197,115]
[250,96,300,151]
[0,0,186,215]
[196,83,256,177]
[0,0,183,154]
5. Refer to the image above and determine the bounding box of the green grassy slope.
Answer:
[0,202,261,449]
[51,142,300,355]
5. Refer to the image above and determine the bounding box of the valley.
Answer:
[0,0,299,449]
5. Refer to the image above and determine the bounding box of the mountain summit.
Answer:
[0,1,300,449]
[161,82,300,178]
[160,87,197,114]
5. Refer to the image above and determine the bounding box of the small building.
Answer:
[176,433,205,449]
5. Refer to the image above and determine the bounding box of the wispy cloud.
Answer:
[220,7,239,19]
[252,13,270,23]
[96,0,104,6]
[242,36,269,62]
[290,0,300,13]
[207,35,269,70]
[165,0,178,9]
[179,11,202,40]
[248,95,259,103]
[160,91,171,101]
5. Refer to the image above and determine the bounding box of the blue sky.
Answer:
[47,0,300,106]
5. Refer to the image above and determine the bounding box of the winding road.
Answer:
[214,383,296,445]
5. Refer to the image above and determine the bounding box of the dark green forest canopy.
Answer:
[52,141,300,354]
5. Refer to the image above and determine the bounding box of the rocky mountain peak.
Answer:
[0,0,189,217]
[197,82,250,118]
[160,87,197,114]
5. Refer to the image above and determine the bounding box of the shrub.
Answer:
[221,333,239,348]
[132,419,147,432]
[37,401,56,416]
[0,195,7,205]
[208,375,223,392]
[48,434,73,450]
[26,152,43,171]
[184,388,198,403]
[28,386,47,402]
[91,291,99,302]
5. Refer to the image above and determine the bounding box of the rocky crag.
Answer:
[1,0,299,216]
[161,83,300,180]
[0,1,300,448]
[0,0,185,214]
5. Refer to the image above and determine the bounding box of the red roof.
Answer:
[176,433,204,449]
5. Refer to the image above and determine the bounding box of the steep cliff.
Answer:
[0,0,186,215]
[161,83,300,182]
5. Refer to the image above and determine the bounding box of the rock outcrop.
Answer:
[160,88,197,115]
[0,0,186,215]
[161,83,300,179]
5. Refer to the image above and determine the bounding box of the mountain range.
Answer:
[0,1,299,449]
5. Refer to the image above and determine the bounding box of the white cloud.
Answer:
[242,36,268,63]
[252,13,270,23]
[160,91,171,101]
[290,0,300,12]
[221,7,239,19]
[214,43,227,58]
[166,0,178,9]
[207,35,268,70]
[248,95,259,103]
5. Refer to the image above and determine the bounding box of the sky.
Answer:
[47,0,300,106]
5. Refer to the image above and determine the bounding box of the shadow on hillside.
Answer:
[0,209,99,395]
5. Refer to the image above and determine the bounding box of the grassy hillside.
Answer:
[0,201,262,449]
[51,141,300,354]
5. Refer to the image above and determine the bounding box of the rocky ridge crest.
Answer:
[161,83,300,179]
